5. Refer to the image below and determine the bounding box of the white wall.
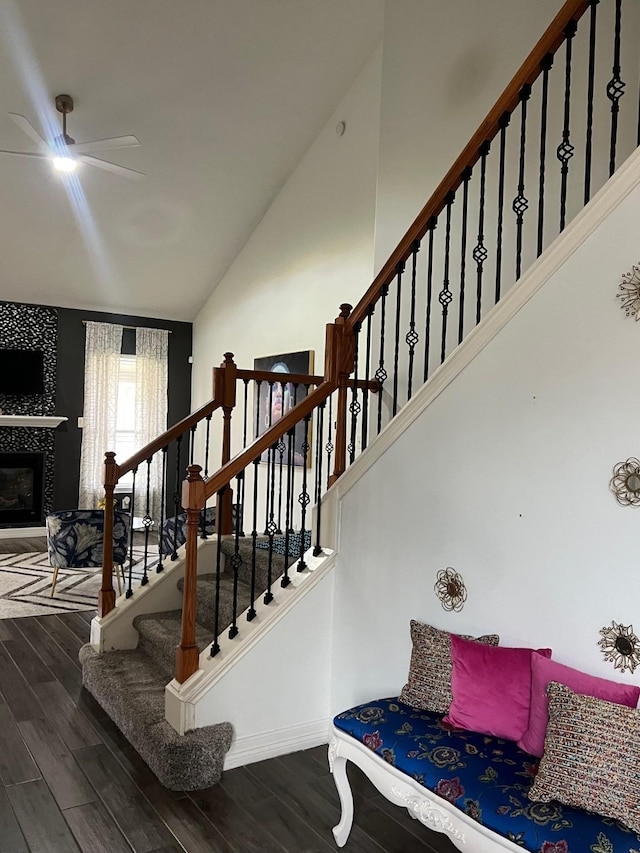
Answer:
[374,0,562,270]
[330,151,640,714]
[191,48,382,411]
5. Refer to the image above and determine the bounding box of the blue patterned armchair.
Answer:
[46,509,130,598]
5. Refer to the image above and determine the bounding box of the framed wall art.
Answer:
[253,350,314,467]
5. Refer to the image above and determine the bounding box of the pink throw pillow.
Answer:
[518,654,640,757]
[444,635,552,742]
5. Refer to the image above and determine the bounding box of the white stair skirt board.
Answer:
[224,718,329,770]
[165,546,336,735]
[325,144,640,513]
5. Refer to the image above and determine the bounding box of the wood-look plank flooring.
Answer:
[0,536,455,852]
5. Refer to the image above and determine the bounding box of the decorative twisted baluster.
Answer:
[537,54,553,257]
[314,400,326,557]
[348,323,361,464]
[607,0,624,176]
[406,241,420,400]
[126,466,137,598]
[362,306,374,452]
[557,21,577,233]
[375,284,388,435]
[297,412,312,572]
[513,85,531,281]
[439,192,455,365]
[228,473,243,639]
[156,446,167,573]
[474,142,490,324]
[458,168,471,345]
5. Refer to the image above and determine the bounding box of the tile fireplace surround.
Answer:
[0,415,68,537]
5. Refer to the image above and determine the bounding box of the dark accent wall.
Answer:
[0,304,58,519]
[0,301,192,516]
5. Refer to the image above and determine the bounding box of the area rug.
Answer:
[0,548,160,618]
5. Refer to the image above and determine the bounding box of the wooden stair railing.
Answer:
[99,0,640,688]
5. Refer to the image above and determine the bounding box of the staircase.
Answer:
[81,535,308,789]
[79,0,640,790]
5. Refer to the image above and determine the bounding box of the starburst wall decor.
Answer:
[617,264,640,319]
[434,567,467,612]
[598,621,640,674]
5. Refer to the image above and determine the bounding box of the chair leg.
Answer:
[112,563,123,597]
[50,566,60,598]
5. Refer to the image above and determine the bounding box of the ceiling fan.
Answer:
[0,94,144,180]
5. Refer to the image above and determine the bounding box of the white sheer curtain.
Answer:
[78,322,123,508]
[135,327,169,521]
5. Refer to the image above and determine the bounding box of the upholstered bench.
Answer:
[330,697,640,852]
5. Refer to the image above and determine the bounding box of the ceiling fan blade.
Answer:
[72,135,140,154]
[7,113,49,152]
[77,154,145,180]
[0,149,50,159]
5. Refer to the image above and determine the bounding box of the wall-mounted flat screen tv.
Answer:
[0,349,45,395]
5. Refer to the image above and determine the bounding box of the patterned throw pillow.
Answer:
[529,682,640,834]
[398,621,499,714]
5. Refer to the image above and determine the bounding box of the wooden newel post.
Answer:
[175,464,206,684]
[326,304,355,487]
[98,452,118,618]
[214,352,237,535]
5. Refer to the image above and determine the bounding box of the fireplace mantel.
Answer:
[0,415,68,429]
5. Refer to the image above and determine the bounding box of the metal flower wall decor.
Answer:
[617,264,640,319]
[598,621,640,674]
[434,567,467,612]
[609,458,640,506]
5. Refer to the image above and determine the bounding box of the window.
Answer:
[115,354,136,487]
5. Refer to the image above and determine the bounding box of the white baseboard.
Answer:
[0,526,46,540]
[223,717,330,771]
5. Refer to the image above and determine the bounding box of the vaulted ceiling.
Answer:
[0,0,383,321]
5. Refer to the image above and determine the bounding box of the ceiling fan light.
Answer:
[52,156,78,173]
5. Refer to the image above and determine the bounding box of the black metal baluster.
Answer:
[170,435,183,560]
[297,413,312,572]
[281,432,294,588]
[423,218,437,381]
[375,284,388,435]
[313,401,326,557]
[189,424,196,464]
[439,192,455,365]
[200,414,212,540]
[406,241,420,400]
[607,0,624,177]
[126,466,137,598]
[276,435,285,534]
[140,456,153,586]
[349,323,361,464]
[557,21,577,233]
[264,436,277,605]
[495,113,510,303]
[210,488,225,656]
[537,54,553,257]
[325,395,334,486]
[263,382,274,534]
[584,1,599,204]
[474,142,490,324]
[514,85,531,281]
[458,168,471,345]
[392,262,404,416]
[242,380,249,449]
[228,473,243,640]
[247,459,259,618]
[362,306,373,452]
[157,446,167,573]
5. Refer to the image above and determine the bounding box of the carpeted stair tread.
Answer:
[177,574,254,635]
[79,644,232,791]
[133,610,213,679]
[217,537,290,590]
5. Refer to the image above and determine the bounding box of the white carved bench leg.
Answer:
[328,737,353,847]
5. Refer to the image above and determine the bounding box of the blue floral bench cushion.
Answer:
[254,529,311,558]
[333,697,640,853]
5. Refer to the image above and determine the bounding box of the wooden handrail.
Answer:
[115,398,222,479]
[203,381,335,502]
[348,0,590,330]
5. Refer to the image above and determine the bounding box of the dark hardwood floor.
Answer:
[0,536,455,852]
